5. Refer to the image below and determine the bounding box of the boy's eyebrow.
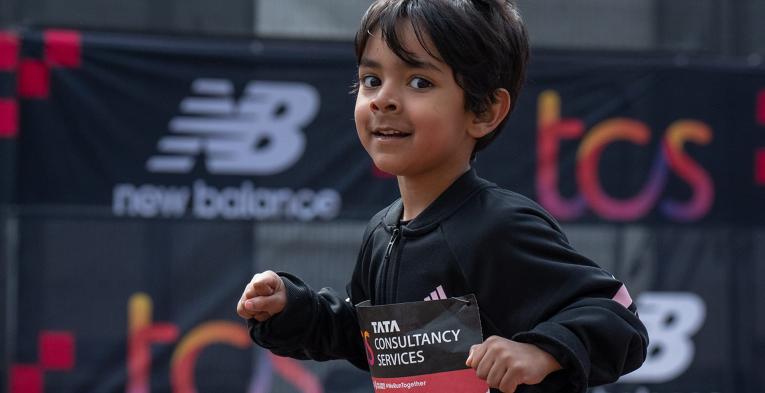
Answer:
[359,57,444,73]
[359,58,383,69]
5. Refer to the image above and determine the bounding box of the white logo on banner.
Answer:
[112,78,342,221]
[146,78,319,175]
[619,292,706,384]
[112,181,341,221]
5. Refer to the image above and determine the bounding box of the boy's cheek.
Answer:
[353,103,368,126]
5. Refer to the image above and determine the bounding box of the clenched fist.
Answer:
[466,335,562,392]
[236,270,287,322]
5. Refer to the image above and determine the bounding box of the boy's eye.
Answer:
[361,75,381,88]
[408,77,433,89]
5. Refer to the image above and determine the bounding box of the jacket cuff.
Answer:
[512,321,590,393]
[248,272,315,346]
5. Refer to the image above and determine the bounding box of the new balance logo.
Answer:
[424,285,448,301]
[146,78,319,175]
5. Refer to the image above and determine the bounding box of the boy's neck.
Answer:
[397,163,472,222]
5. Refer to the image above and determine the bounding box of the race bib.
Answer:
[356,295,489,393]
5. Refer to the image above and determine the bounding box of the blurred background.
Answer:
[2,0,765,54]
[1,0,764,392]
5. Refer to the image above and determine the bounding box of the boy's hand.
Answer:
[236,270,287,322]
[466,335,562,393]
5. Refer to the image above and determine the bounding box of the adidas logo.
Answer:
[423,285,448,301]
[146,78,319,175]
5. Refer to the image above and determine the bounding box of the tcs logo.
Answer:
[536,90,714,222]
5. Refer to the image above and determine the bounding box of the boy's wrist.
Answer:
[512,322,589,393]
[532,343,563,374]
[251,273,312,337]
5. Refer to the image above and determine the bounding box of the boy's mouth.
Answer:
[372,128,412,139]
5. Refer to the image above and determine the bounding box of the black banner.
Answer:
[10,29,765,225]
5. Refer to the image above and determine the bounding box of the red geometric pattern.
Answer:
[9,331,77,393]
[756,149,765,185]
[10,365,43,393]
[18,59,50,99]
[39,331,75,370]
[17,29,82,100]
[0,98,17,138]
[44,30,82,68]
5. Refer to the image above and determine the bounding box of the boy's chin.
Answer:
[370,159,405,177]
[372,164,399,177]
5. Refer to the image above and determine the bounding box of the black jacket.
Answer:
[249,169,648,392]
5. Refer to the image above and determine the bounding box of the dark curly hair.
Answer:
[354,0,529,156]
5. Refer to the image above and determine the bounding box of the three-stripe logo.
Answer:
[424,285,448,301]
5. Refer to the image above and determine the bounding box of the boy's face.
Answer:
[354,22,478,180]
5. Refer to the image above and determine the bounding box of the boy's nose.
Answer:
[369,90,400,113]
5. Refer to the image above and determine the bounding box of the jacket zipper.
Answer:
[378,227,400,304]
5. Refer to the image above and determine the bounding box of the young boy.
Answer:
[237,1,648,392]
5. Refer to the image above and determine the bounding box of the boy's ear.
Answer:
[467,88,511,139]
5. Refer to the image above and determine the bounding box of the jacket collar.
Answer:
[382,168,495,235]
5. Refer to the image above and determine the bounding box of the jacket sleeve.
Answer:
[247,272,368,370]
[247,219,381,371]
[453,198,648,392]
